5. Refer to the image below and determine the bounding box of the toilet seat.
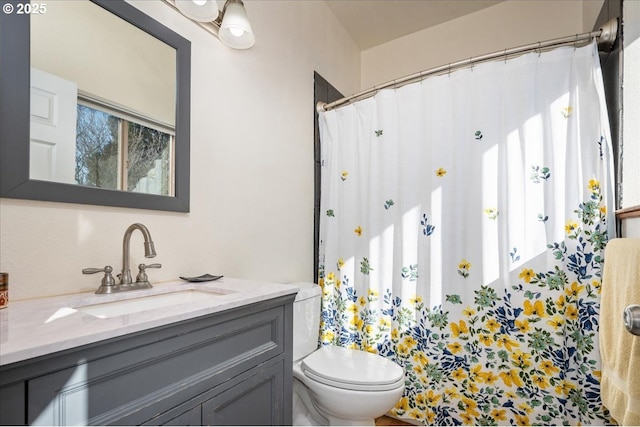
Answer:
[301,345,405,391]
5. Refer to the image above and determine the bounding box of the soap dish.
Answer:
[179,274,223,282]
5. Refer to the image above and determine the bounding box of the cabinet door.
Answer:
[203,360,285,426]
[0,382,25,425]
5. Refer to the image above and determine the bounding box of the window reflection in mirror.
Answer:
[75,103,174,196]
[29,0,176,196]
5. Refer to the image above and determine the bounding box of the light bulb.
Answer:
[229,27,245,37]
[218,0,254,49]
[175,0,219,22]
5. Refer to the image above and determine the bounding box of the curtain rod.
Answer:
[318,18,618,113]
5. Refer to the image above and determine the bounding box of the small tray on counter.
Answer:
[179,274,223,282]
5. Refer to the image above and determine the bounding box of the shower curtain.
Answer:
[317,41,615,426]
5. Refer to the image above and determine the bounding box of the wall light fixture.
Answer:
[172,0,255,49]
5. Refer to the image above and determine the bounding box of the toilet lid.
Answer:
[301,345,405,391]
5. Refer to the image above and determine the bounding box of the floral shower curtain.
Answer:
[317,41,615,426]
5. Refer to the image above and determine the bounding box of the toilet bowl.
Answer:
[290,282,405,426]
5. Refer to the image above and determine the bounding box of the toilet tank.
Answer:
[290,282,322,361]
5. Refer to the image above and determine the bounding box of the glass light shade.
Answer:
[218,1,255,49]
[174,0,219,22]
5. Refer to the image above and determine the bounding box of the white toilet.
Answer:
[290,282,405,426]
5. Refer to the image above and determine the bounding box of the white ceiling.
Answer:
[324,0,505,50]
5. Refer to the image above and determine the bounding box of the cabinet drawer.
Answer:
[26,302,287,426]
[145,356,287,426]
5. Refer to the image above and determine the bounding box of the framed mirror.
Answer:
[0,0,191,212]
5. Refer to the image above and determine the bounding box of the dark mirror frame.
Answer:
[0,0,191,212]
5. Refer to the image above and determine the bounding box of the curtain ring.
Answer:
[504,48,507,63]
[470,58,474,71]
[574,34,579,50]
[538,41,542,57]
[448,63,451,77]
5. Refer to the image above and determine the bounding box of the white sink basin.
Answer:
[76,289,229,319]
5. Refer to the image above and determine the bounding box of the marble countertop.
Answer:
[0,278,299,366]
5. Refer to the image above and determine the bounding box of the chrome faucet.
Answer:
[83,223,162,294]
[119,223,157,287]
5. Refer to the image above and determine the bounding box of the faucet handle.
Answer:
[135,263,162,284]
[83,266,118,294]
[141,263,162,269]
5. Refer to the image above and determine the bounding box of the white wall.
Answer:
[361,1,590,90]
[0,0,360,301]
[583,0,606,31]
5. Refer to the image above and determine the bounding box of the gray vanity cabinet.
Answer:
[0,295,294,426]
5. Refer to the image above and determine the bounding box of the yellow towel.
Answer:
[600,238,640,426]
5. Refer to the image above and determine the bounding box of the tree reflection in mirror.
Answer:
[75,103,174,196]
